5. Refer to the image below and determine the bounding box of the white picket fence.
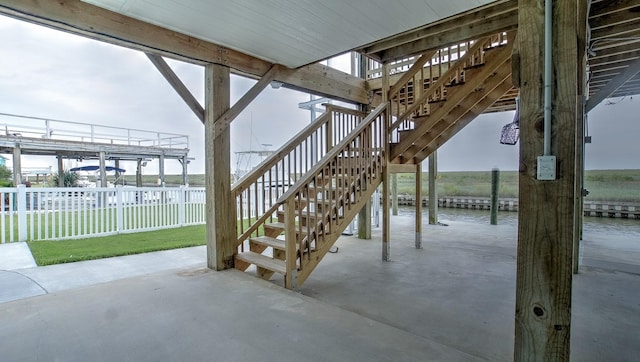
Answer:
[1,185,206,243]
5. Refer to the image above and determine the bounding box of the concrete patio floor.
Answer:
[1,215,638,361]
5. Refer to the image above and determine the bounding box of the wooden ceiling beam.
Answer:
[0,0,369,105]
[359,0,516,56]
[358,0,518,62]
[589,51,640,72]
[589,0,640,18]
[590,19,640,40]
[146,54,205,122]
[590,40,640,56]
[590,5,640,30]
[378,10,518,62]
[586,57,640,111]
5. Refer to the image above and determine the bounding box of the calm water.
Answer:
[397,206,640,239]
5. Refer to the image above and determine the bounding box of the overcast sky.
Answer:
[1,16,639,177]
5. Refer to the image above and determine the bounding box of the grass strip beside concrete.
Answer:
[27,225,205,266]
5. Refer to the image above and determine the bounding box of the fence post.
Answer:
[178,186,186,226]
[17,185,27,241]
[116,186,124,232]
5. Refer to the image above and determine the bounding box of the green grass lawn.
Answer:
[27,224,205,266]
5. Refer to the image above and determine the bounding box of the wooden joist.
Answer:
[359,0,518,62]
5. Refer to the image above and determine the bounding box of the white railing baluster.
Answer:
[17,185,27,241]
[116,186,123,232]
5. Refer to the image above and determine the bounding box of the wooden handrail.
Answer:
[388,36,491,132]
[276,103,387,204]
[234,203,280,248]
[231,105,365,194]
[231,111,330,193]
[388,49,438,99]
[323,104,367,118]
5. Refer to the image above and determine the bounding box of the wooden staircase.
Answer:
[231,105,385,288]
[230,31,515,289]
[387,31,516,164]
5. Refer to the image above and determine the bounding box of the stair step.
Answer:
[236,251,286,275]
[446,81,465,88]
[463,63,485,70]
[250,236,286,251]
[277,210,321,226]
[265,222,308,235]
[264,222,285,235]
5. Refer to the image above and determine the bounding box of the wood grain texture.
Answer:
[146,53,205,122]
[381,63,391,261]
[514,1,584,360]
[205,64,235,271]
[428,152,438,225]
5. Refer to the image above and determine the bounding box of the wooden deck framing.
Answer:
[3,0,640,360]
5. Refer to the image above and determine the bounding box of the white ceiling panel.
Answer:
[82,0,494,68]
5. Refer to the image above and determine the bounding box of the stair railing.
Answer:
[276,103,387,286]
[232,105,366,250]
[388,33,509,143]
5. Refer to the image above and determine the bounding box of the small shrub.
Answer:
[51,171,80,187]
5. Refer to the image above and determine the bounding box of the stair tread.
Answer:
[250,236,286,250]
[236,251,286,274]
[265,222,285,230]
[265,222,308,235]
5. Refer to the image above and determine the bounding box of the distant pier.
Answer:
[394,195,640,219]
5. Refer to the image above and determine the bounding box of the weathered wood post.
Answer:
[381,62,391,261]
[57,155,64,187]
[428,151,438,225]
[514,1,585,360]
[136,159,143,187]
[391,173,398,216]
[12,145,22,186]
[99,151,107,187]
[490,168,499,225]
[205,64,235,270]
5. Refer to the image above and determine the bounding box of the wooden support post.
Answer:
[514,1,583,360]
[284,199,297,289]
[391,173,398,216]
[114,159,121,185]
[136,159,143,187]
[415,162,422,249]
[98,151,107,187]
[182,156,189,185]
[428,151,438,225]
[358,199,371,239]
[491,168,499,225]
[158,153,165,186]
[12,145,22,186]
[574,0,589,275]
[57,155,64,187]
[381,62,391,261]
[205,64,235,271]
